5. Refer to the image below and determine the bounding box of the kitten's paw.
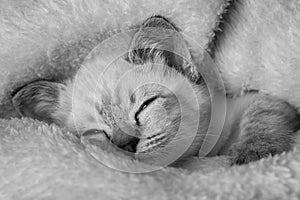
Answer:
[228,94,300,165]
[229,141,284,165]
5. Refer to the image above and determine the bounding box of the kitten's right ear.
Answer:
[127,15,200,82]
[12,81,65,124]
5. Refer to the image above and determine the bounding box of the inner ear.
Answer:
[127,15,200,81]
[12,81,65,124]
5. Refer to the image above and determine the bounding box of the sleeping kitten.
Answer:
[12,16,300,166]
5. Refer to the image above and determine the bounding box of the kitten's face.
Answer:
[67,56,206,163]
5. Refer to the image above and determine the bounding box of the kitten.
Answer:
[12,16,300,166]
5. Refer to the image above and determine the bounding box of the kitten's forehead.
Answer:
[132,83,167,100]
[100,57,169,92]
[78,52,189,109]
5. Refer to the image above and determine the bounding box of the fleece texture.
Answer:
[1,0,300,199]
[213,0,300,108]
[1,118,300,200]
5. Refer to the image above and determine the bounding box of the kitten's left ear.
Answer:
[12,81,65,124]
[127,15,200,81]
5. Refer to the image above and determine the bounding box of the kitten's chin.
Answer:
[134,140,168,166]
[134,151,170,167]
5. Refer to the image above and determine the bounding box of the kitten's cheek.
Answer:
[142,106,168,134]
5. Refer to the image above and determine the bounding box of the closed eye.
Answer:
[135,96,159,126]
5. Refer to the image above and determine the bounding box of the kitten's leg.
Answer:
[229,94,300,165]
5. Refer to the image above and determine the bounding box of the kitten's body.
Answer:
[12,16,300,165]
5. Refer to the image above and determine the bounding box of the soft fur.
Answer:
[1,0,300,199]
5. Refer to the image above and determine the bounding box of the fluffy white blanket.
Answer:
[1,0,300,199]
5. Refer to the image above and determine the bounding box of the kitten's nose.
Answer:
[111,128,140,153]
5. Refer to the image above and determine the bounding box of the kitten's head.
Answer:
[12,16,210,165]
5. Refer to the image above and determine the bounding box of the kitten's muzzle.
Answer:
[111,128,140,153]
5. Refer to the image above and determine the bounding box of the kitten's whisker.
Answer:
[166,133,225,145]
